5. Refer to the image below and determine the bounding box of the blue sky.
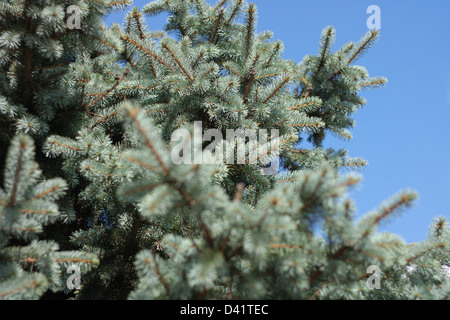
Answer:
[104,0,450,243]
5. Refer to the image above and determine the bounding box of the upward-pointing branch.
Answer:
[244,3,256,62]
[123,36,175,72]
[161,43,194,81]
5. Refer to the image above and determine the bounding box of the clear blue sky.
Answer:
[104,0,450,243]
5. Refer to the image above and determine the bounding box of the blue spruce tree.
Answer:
[0,0,448,300]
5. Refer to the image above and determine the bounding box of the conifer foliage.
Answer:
[0,0,448,300]
[0,134,98,299]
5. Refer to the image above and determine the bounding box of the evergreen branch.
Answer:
[333,176,359,190]
[347,30,379,65]
[8,144,23,206]
[85,68,129,110]
[122,36,175,71]
[80,84,86,111]
[20,209,52,215]
[132,9,146,40]
[82,164,128,178]
[32,62,70,72]
[254,73,280,80]
[91,35,120,51]
[127,108,171,177]
[361,193,416,238]
[149,31,166,38]
[242,67,256,104]
[264,41,281,68]
[200,67,216,80]
[270,244,302,249]
[171,8,187,37]
[192,50,205,70]
[355,248,385,262]
[309,281,329,300]
[331,245,354,260]
[124,155,159,172]
[149,249,171,294]
[317,26,335,73]
[89,108,124,131]
[307,167,327,206]
[220,232,231,254]
[308,267,322,285]
[86,111,105,120]
[339,161,368,169]
[253,201,270,230]
[199,216,215,248]
[23,257,37,263]
[0,278,40,299]
[226,0,244,25]
[161,43,194,81]
[329,30,379,80]
[288,101,320,110]
[405,243,446,265]
[281,148,308,155]
[53,258,97,264]
[142,3,165,16]
[8,136,34,206]
[175,117,190,127]
[210,9,223,43]
[263,76,290,104]
[148,57,158,78]
[121,183,159,196]
[220,81,235,100]
[246,135,280,165]
[4,227,38,233]
[0,12,12,23]
[46,140,82,152]
[244,3,256,62]
[88,0,105,5]
[238,165,266,186]
[214,0,227,10]
[146,108,168,114]
[22,4,33,112]
[328,127,352,140]
[223,63,243,78]
[234,182,245,202]
[301,83,313,99]
[359,78,387,89]
[359,272,372,280]
[289,122,322,128]
[50,30,76,41]
[107,0,132,8]
[342,42,355,55]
